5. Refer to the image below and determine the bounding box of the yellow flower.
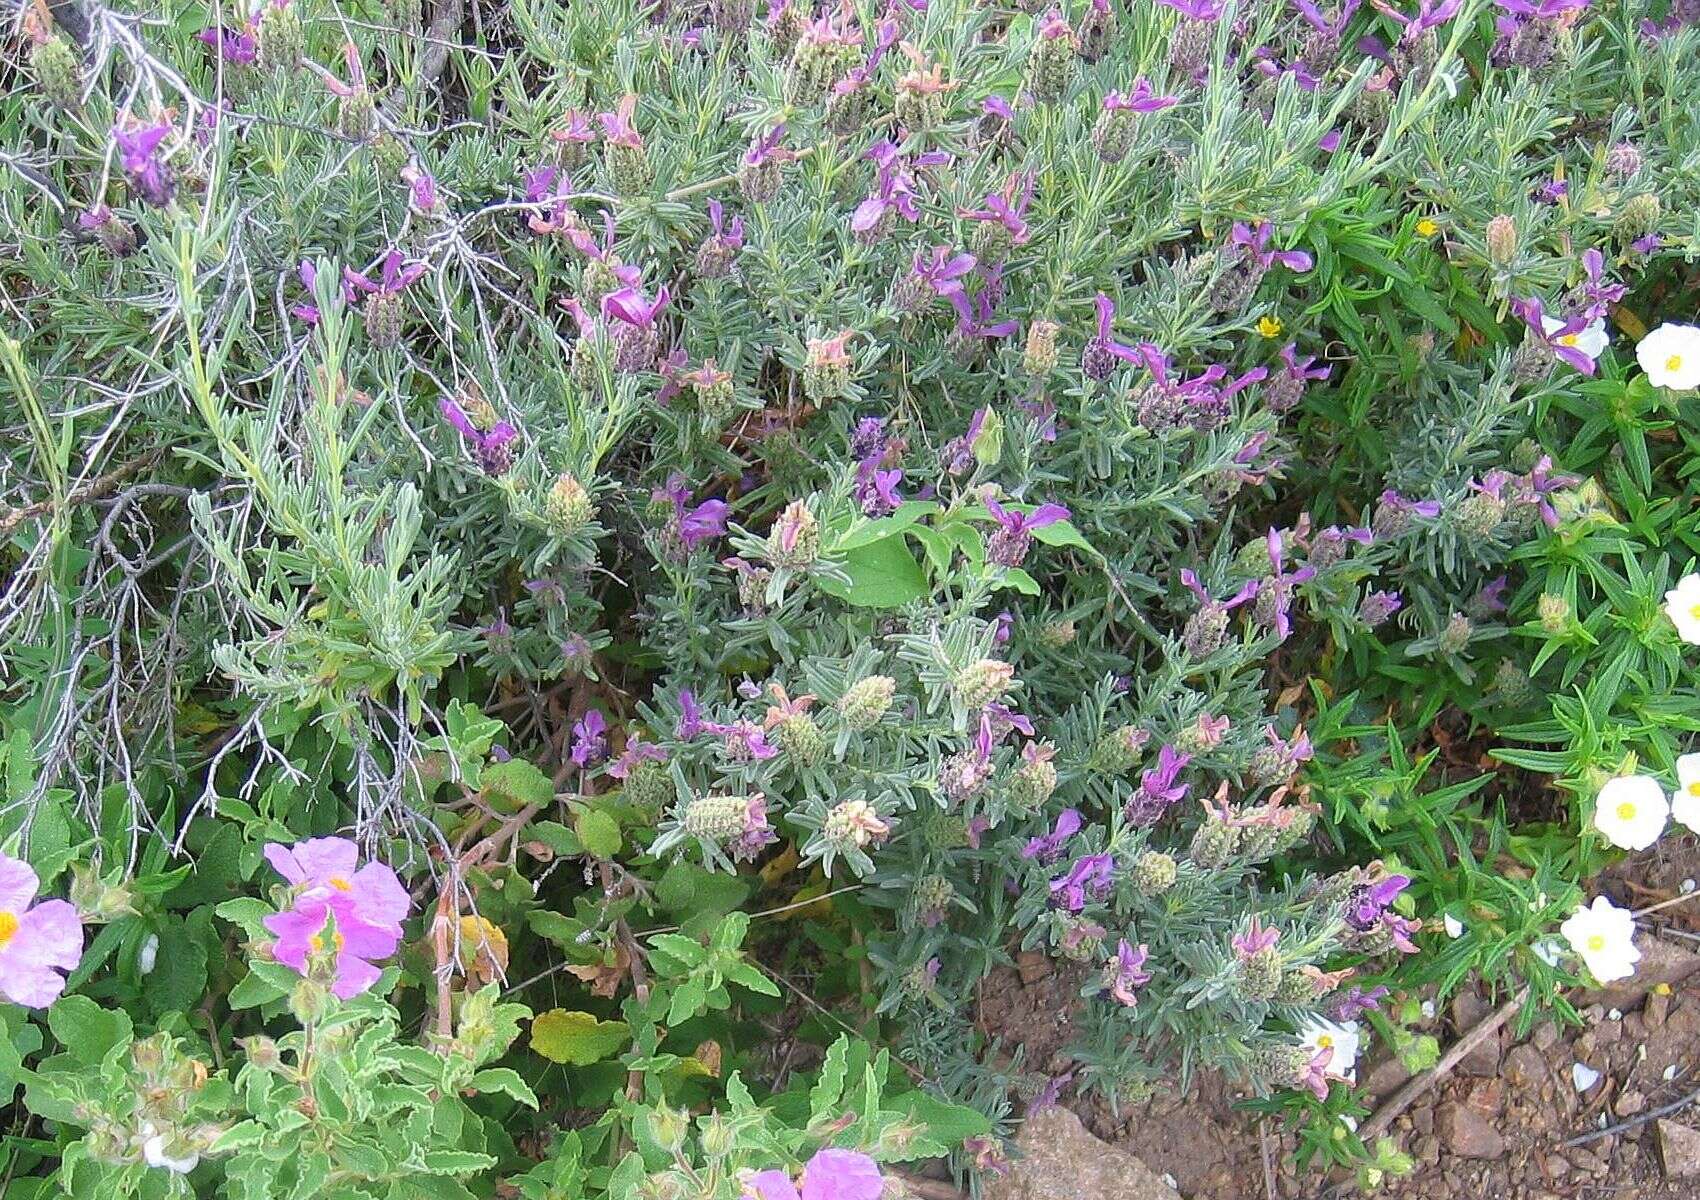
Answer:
[1415,218,1439,237]
[1256,315,1283,339]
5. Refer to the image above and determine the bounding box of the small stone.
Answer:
[1413,1107,1433,1136]
[986,1105,1181,1200]
[1592,1019,1621,1046]
[1439,1102,1507,1160]
[1533,1023,1560,1052]
[1619,1091,1646,1117]
[1657,1120,1700,1179]
[1646,990,1670,1028]
[1363,1055,1411,1099]
[1567,1147,1604,1174]
[1571,1062,1602,1093]
[1505,1044,1548,1090]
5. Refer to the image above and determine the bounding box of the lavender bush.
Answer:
[3,0,1700,1190]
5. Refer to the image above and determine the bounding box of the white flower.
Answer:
[138,933,159,975]
[1442,913,1465,939]
[1298,1016,1361,1080]
[1571,1062,1601,1093]
[140,1123,200,1175]
[1532,938,1563,967]
[1560,896,1640,982]
[1592,774,1668,850]
[1665,574,1700,645]
[1636,323,1700,391]
[1543,313,1609,361]
[1672,754,1700,832]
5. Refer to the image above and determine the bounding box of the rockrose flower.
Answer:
[0,852,83,1008]
[1591,774,1667,850]
[1672,753,1700,832]
[1560,895,1638,982]
[262,837,409,998]
[1636,322,1700,390]
[742,1147,883,1200]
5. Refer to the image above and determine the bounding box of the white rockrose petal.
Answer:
[1299,1017,1362,1080]
[1532,938,1563,967]
[1560,895,1640,983]
[1571,1062,1601,1093]
[1636,323,1700,391]
[140,1124,201,1175]
[1592,774,1668,851]
[1443,913,1465,939]
[1673,753,1700,832]
[1665,574,1700,645]
[1543,313,1609,361]
[138,933,159,976]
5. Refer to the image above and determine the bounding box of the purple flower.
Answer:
[439,399,518,476]
[1294,0,1361,34]
[956,172,1034,246]
[850,416,889,461]
[1021,807,1082,862]
[1104,78,1180,112]
[1135,342,1267,430]
[1358,588,1403,626]
[570,709,609,768]
[1379,0,1463,43]
[1522,455,1572,529]
[1346,874,1410,931]
[401,166,442,216]
[198,24,257,64]
[262,837,409,1000]
[1574,247,1627,314]
[1531,178,1568,205]
[290,260,326,325]
[850,142,948,239]
[993,610,1014,644]
[984,496,1070,567]
[1106,939,1152,1007]
[598,94,643,149]
[1154,0,1225,18]
[1049,853,1115,912]
[1082,293,1142,380]
[1126,744,1191,825]
[608,736,666,779]
[602,285,670,329]
[675,689,707,740]
[1377,488,1442,521]
[743,1147,883,1200]
[982,95,1015,121]
[1231,914,1280,958]
[1297,1047,1332,1100]
[1509,296,1601,374]
[721,719,779,762]
[1334,985,1389,1020]
[907,245,979,320]
[655,474,729,550]
[113,122,174,207]
[1230,220,1314,272]
[854,459,903,516]
[344,250,427,300]
[1180,569,1260,611]
[1260,528,1318,639]
[744,123,792,166]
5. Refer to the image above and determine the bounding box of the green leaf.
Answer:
[724,959,780,997]
[654,862,750,916]
[529,1010,630,1065]
[47,995,132,1066]
[816,535,930,609]
[810,1037,849,1118]
[899,1092,994,1147]
[417,1151,499,1175]
[467,1067,539,1108]
[528,821,583,857]
[481,758,555,813]
[573,809,622,859]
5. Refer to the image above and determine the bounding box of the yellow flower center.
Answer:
[1668,354,1684,373]
[1316,1034,1334,1049]
[1557,333,1580,347]
[1416,218,1438,236]
[0,911,18,947]
[1615,801,1637,821]
[1587,934,1606,952]
[328,876,353,891]
[1257,316,1282,338]
[1690,603,1700,620]
[308,931,346,954]
[1688,781,1700,797]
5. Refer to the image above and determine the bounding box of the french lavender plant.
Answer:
[5,0,1700,1192]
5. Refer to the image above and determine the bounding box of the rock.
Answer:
[1504,1044,1548,1090]
[1646,989,1670,1029]
[1657,1120,1700,1180]
[1439,1102,1507,1160]
[1015,951,1052,987]
[1412,1107,1433,1136]
[1362,1055,1411,1099]
[1619,1090,1646,1117]
[988,1106,1181,1200]
[1452,991,1493,1032]
[1594,936,1700,1009]
[1532,1023,1560,1052]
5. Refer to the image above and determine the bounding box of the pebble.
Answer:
[1646,990,1670,1028]
[1439,1101,1507,1160]
[1619,1090,1646,1117]
[1533,1023,1560,1052]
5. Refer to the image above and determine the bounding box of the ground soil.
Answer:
[975,829,1700,1200]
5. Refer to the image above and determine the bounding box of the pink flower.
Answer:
[742,1149,883,1200]
[262,837,409,998]
[0,852,83,1008]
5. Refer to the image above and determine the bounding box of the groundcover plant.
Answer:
[2,0,1699,1192]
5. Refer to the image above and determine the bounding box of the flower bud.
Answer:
[1452,491,1506,539]
[767,1,805,58]
[69,864,136,922]
[839,674,896,730]
[699,1113,736,1160]
[363,291,403,349]
[683,793,754,842]
[1614,193,1660,241]
[1484,214,1517,267]
[951,658,1015,709]
[1168,19,1213,81]
[1078,1,1117,62]
[1090,108,1138,164]
[1007,745,1059,813]
[1234,947,1284,1001]
[765,500,820,569]
[1606,141,1642,180]
[1490,658,1538,707]
[821,797,891,851]
[1024,14,1077,105]
[1022,320,1060,377]
[1091,724,1148,773]
[643,1102,690,1153]
[1038,619,1077,649]
[1131,850,1177,895]
[772,713,825,768]
[606,143,652,196]
[1182,605,1230,660]
[339,89,376,142]
[1437,611,1473,655]
[620,758,673,813]
[545,473,595,536]
[1537,593,1571,634]
[30,36,81,111]
[255,2,304,72]
[1188,815,1241,869]
[913,874,956,927]
[802,331,855,402]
